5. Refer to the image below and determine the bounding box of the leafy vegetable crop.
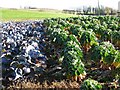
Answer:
[80,78,102,90]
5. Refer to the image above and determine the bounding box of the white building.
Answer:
[118,1,120,16]
[119,1,120,11]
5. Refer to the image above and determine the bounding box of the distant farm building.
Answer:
[118,1,120,16]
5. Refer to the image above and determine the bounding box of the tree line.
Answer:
[63,6,118,15]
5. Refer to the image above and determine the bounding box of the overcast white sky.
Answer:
[0,0,119,10]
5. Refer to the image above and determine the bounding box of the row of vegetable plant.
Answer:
[43,16,120,89]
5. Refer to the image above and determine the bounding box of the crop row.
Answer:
[44,16,120,89]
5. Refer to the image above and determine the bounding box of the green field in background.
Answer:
[0,8,77,22]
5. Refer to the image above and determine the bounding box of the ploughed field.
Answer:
[1,16,120,89]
